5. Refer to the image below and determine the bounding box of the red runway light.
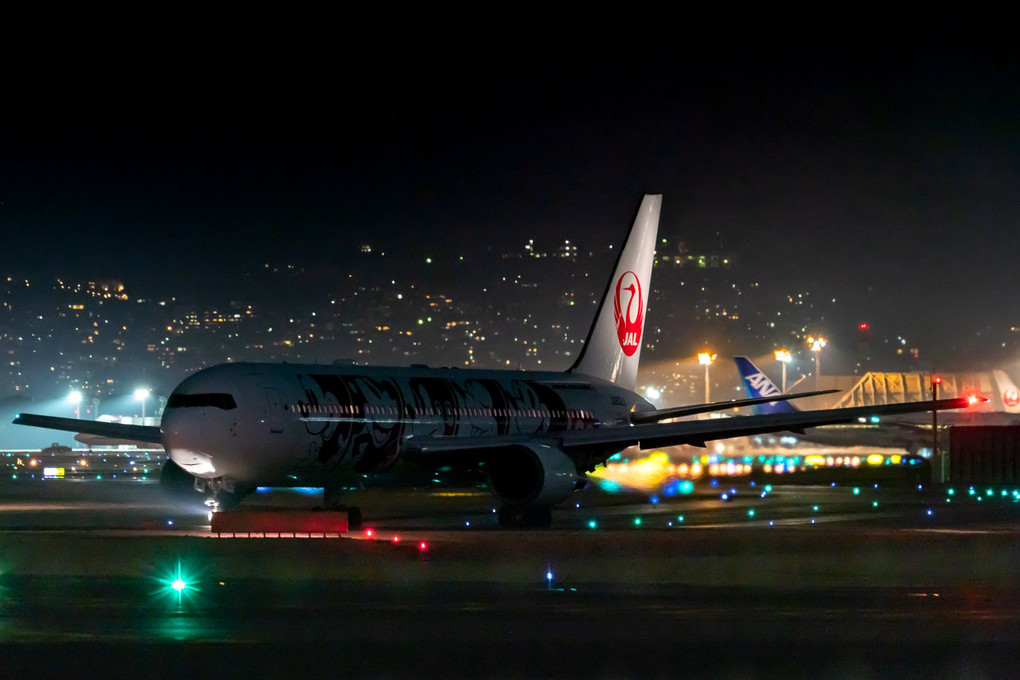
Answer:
[365,528,374,538]
[392,535,401,544]
[419,541,428,551]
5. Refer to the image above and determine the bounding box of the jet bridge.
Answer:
[831,372,995,409]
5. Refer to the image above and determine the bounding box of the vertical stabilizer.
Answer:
[568,194,661,390]
[992,370,1020,413]
[734,356,799,415]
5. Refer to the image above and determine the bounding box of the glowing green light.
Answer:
[872,501,879,507]
[587,520,598,529]
[677,515,684,522]
[947,488,955,495]
[747,509,755,517]
[853,487,860,495]
[633,517,642,526]
[813,505,819,512]
[154,560,201,609]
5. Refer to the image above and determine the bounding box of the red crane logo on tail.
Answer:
[1004,387,1020,409]
[614,271,643,357]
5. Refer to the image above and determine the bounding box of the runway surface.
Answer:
[2,475,1020,678]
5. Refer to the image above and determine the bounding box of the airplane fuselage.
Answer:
[161,362,651,488]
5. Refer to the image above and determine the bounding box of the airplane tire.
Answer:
[346,506,362,530]
[215,484,251,510]
[322,482,344,509]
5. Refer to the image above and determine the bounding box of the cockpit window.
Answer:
[166,393,237,410]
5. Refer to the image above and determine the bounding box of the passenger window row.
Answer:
[288,403,595,421]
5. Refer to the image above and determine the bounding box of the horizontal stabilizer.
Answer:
[12,413,163,445]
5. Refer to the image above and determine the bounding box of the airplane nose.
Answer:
[162,409,217,477]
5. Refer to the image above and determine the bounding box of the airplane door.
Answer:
[264,388,283,433]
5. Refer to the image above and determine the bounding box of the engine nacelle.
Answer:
[486,444,584,506]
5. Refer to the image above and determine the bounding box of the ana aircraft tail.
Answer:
[734,356,799,415]
[568,194,661,391]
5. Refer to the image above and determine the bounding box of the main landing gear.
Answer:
[498,504,553,528]
[323,482,362,530]
[202,479,251,510]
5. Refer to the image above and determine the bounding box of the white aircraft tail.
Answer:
[568,194,661,391]
[992,370,1020,413]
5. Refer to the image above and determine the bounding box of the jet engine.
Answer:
[486,444,585,507]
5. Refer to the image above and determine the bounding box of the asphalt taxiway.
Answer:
[2,475,1020,678]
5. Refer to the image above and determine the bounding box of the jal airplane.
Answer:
[13,195,974,526]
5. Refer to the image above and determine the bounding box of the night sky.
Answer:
[2,12,1018,364]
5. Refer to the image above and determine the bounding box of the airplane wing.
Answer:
[561,396,977,452]
[405,397,976,458]
[630,389,840,424]
[11,413,163,445]
[74,432,166,448]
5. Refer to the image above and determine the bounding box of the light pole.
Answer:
[932,375,942,483]
[135,387,151,422]
[68,390,83,419]
[807,336,826,392]
[698,352,717,403]
[773,349,791,392]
